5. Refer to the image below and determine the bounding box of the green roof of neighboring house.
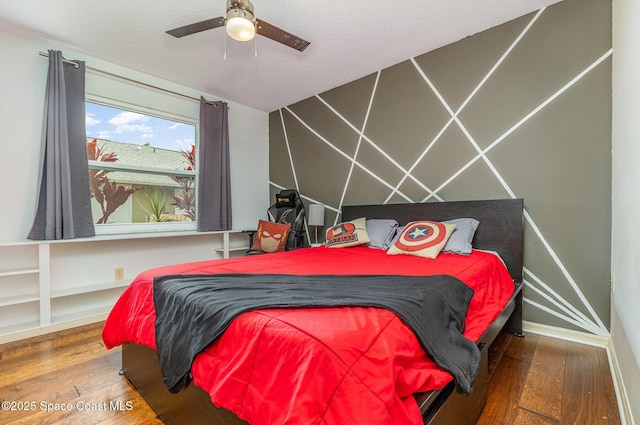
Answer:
[90,138,193,188]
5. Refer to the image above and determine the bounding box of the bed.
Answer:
[102,198,524,425]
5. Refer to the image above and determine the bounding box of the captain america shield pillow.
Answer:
[387,220,456,259]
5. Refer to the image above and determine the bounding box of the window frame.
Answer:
[85,96,199,235]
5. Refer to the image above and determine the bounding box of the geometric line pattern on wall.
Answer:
[523,209,609,335]
[314,93,445,205]
[523,266,604,335]
[392,7,546,205]
[282,105,416,204]
[278,108,300,192]
[270,3,611,335]
[410,34,612,335]
[421,47,613,203]
[334,70,382,215]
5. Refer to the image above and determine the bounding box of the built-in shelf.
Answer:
[51,306,113,325]
[0,294,40,307]
[0,229,250,342]
[51,280,132,298]
[0,268,39,278]
[216,247,251,256]
[0,320,40,337]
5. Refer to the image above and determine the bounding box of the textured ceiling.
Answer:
[0,0,562,112]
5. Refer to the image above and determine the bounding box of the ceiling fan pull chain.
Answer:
[224,32,228,61]
[254,23,258,58]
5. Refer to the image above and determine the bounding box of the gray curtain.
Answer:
[28,50,95,240]
[197,97,232,231]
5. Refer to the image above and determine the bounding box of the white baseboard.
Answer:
[0,313,108,345]
[523,320,610,347]
[522,321,634,425]
[606,340,635,425]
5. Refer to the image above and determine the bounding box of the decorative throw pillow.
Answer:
[366,219,399,250]
[325,217,370,248]
[442,218,480,255]
[387,220,456,259]
[250,220,291,253]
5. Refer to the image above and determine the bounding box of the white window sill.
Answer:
[1,229,247,246]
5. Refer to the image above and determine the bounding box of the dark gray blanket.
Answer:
[153,273,479,395]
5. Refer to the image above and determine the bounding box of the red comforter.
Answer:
[102,246,514,425]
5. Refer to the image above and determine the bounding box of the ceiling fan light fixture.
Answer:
[225,1,256,41]
[166,0,310,52]
[226,16,255,41]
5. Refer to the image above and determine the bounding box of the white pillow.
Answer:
[325,217,370,248]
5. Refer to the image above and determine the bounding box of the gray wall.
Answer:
[269,0,612,334]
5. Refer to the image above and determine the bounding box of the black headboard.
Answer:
[342,199,524,283]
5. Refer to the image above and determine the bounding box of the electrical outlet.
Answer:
[114,267,124,281]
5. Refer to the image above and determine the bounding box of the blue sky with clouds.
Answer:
[85,102,195,152]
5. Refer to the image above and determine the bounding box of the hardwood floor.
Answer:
[0,322,621,425]
[478,332,621,425]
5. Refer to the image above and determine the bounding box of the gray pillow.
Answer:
[442,218,479,255]
[389,225,405,248]
[366,219,399,249]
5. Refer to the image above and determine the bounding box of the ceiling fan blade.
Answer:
[256,19,310,52]
[166,17,226,38]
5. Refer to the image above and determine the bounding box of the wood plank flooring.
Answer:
[0,322,621,424]
[478,331,621,425]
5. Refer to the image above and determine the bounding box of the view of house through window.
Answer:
[85,102,197,230]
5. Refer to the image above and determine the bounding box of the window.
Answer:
[85,101,197,234]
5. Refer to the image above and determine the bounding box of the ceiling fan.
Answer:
[166,0,310,52]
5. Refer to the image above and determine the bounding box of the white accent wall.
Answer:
[612,0,640,422]
[0,27,269,242]
[0,26,270,340]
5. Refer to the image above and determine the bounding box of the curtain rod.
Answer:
[38,51,222,106]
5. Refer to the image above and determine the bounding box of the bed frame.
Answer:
[120,198,524,425]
